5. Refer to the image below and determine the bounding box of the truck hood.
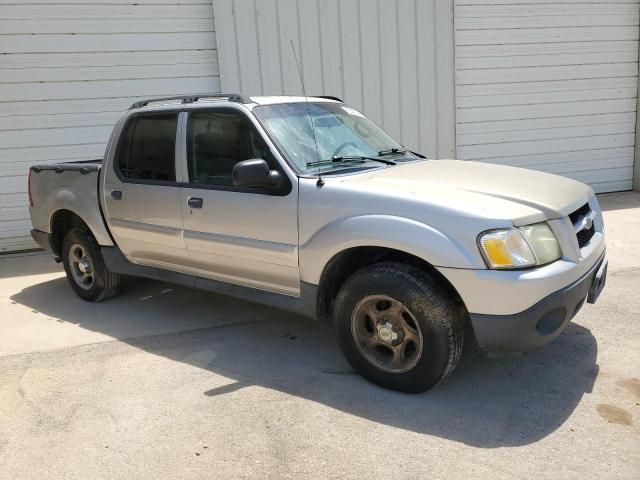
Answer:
[339,160,593,225]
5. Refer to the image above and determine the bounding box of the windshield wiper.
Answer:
[379,147,428,159]
[307,155,396,168]
[378,147,407,156]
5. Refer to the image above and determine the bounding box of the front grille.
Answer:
[569,203,590,224]
[569,202,595,248]
[577,225,595,248]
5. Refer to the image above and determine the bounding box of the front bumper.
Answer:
[469,251,607,353]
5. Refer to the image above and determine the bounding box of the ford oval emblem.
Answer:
[585,217,593,230]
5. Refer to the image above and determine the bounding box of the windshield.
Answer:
[253,102,408,174]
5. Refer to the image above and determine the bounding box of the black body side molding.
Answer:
[101,246,318,320]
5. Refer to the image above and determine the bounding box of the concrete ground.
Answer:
[1,193,639,480]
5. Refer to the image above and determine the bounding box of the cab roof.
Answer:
[249,95,341,105]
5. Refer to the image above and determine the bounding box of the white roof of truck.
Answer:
[248,96,339,105]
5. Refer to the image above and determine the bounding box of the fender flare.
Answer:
[299,214,481,285]
[47,187,114,247]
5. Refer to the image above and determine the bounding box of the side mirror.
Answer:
[232,159,282,188]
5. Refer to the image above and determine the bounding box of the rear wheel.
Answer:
[334,262,464,393]
[62,227,121,302]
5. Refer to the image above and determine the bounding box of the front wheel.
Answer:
[334,262,464,393]
[62,227,121,302]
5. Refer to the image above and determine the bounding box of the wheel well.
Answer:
[50,210,90,257]
[316,247,467,322]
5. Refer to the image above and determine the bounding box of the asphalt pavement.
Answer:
[0,192,638,479]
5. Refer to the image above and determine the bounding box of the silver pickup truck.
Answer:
[29,94,607,392]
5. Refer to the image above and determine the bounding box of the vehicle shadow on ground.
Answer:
[11,276,599,448]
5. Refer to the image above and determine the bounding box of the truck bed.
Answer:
[29,158,114,251]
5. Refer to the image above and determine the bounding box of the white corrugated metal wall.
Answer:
[212,0,457,159]
[1,0,638,253]
[0,0,221,252]
[454,0,640,193]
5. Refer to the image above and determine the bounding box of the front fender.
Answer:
[299,214,482,285]
[47,187,113,246]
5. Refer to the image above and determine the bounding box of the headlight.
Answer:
[519,223,562,265]
[478,223,561,269]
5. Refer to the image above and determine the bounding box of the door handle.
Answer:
[111,190,122,200]
[187,197,203,209]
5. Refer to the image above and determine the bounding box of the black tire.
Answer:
[61,227,121,302]
[334,262,464,393]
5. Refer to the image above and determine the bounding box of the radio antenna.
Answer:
[290,40,323,186]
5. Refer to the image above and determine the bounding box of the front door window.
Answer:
[186,109,275,186]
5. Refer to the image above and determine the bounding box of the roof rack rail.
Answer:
[129,93,249,110]
[314,95,343,102]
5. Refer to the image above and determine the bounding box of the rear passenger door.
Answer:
[178,106,300,295]
[102,111,186,268]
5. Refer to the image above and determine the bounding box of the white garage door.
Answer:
[455,0,639,193]
[0,0,220,252]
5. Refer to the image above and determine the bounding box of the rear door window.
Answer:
[116,113,178,182]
